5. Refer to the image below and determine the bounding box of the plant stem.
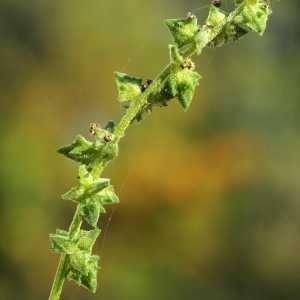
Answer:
[48,254,70,300]
[91,160,104,181]
[49,206,83,300]
[113,63,173,142]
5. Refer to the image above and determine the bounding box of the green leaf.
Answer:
[98,185,119,205]
[66,253,99,293]
[101,142,118,166]
[104,120,116,134]
[55,229,69,237]
[237,1,272,36]
[206,5,228,26]
[80,201,103,227]
[205,6,248,49]
[114,72,142,102]
[77,229,101,252]
[148,80,174,105]
[61,185,86,203]
[66,263,98,292]
[169,45,184,64]
[62,178,110,203]
[165,17,198,48]
[49,233,78,254]
[169,66,201,111]
[195,28,210,55]
[89,123,106,140]
[89,178,110,194]
[78,165,93,186]
[208,24,248,48]
[57,135,103,165]
[69,251,99,276]
[79,185,118,226]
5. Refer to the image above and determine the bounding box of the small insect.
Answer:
[212,0,221,7]
[141,79,153,92]
[89,123,101,135]
[187,12,195,21]
[180,59,195,71]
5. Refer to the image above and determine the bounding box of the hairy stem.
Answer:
[113,63,173,141]
[49,206,82,300]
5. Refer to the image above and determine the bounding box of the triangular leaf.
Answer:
[55,229,69,237]
[49,234,78,254]
[69,251,99,276]
[205,6,248,48]
[61,185,86,203]
[77,229,101,252]
[80,201,103,227]
[115,72,142,102]
[104,120,116,134]
[67,270,97,292]
[207,24,248,48]
[206,5,228,26]
[97,185,120,205]
[57,135,103,165]
[237,1,272,36]
[101,142,118,166]
[62,178,110,203]
[169,44,184,64]
[78,165,93,186]
[169,66,201,111]
[89,123,106,140]
[89,178,110,195]
[165,17,198,48]
[70,251,90,276]
[66,262,98,292]
[147,79,174,107]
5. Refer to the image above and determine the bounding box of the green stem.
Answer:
[91,159,104,180]
[48,254,70,300]
[114,63,173,142]
[49,206,83,300]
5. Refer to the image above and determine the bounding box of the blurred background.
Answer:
[1,0,300,299]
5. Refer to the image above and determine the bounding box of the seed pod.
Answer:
[89,123,101,135]
[180,59,195,71]
[187,12,195,21]
[141,79,153,92]
[104,133,113,142]
[212,0,221,8]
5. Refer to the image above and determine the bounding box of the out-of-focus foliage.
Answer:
[0,0,300,299]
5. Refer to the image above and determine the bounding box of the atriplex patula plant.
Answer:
[48,1,273,299]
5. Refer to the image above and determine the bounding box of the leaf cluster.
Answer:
[115,0,271,123]
[51,123,119,291]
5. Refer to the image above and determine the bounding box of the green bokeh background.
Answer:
[1,0,300,299]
